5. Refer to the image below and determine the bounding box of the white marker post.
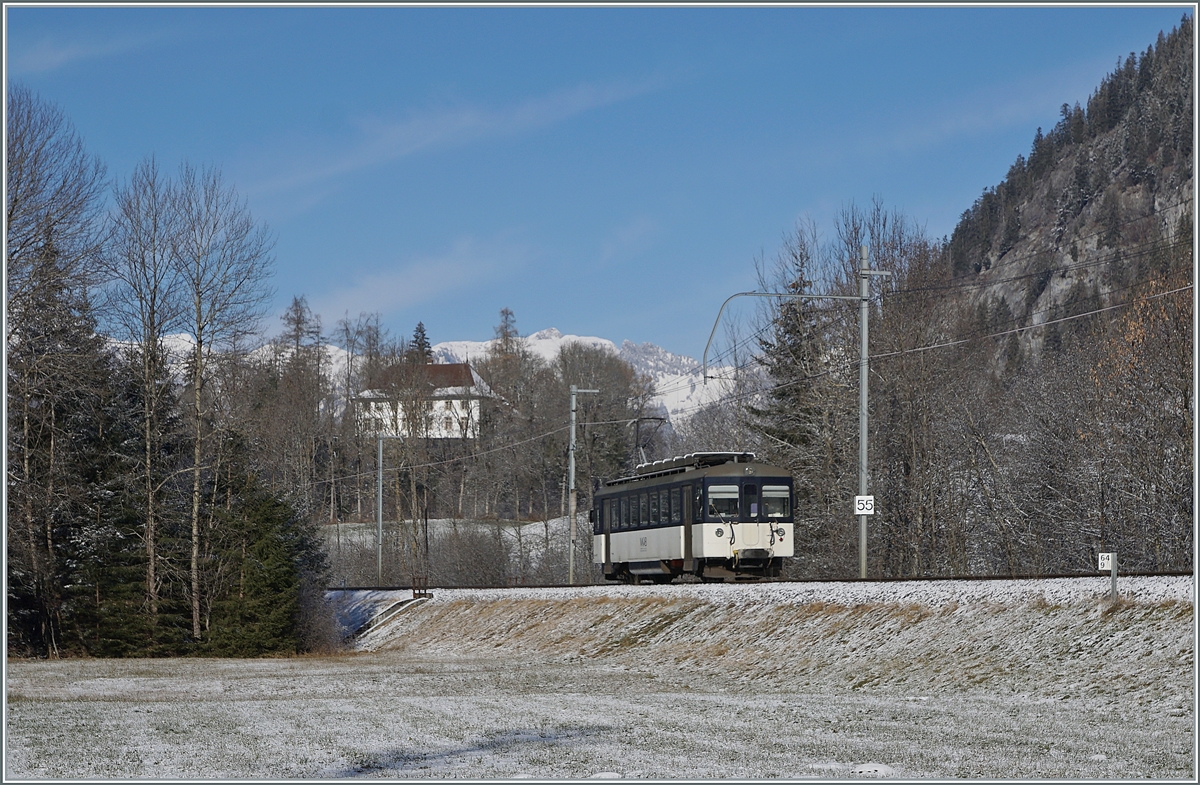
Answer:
[1098,552,1116,601]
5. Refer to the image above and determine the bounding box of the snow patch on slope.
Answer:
[432,328,733,422]
[131,328,736,424]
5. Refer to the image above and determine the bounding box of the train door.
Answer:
[681,484,693,573]
[743,483,759,520]
[741,483,761,547]
[603,499,613,577]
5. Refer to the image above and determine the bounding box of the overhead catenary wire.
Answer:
[643,197,1194,401]
[663,257,1190,404]
[885,234,1192,298]
[870,282,1193,361]
[690,207,1192,399]
[321,252,1191,487]
[662,280,1193,420]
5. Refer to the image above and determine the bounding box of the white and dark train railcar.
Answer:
[591,452,794,582]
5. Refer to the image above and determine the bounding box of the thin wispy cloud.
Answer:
[306,236,533,325]
[8,30,171,75]
[246,76,671,199]
[598,215,659,267]
[844,56,1119,162]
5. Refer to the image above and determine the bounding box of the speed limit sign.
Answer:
[855,495,875,515]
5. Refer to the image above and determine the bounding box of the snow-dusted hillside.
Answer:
[432,328,734,422]
[111,332,355,390]
[132,327,736,423]
[432,327,617,366]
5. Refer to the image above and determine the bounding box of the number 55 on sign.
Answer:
[855,495,875,515]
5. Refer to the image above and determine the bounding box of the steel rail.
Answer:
[328,570,1193,592]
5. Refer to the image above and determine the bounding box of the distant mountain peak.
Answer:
[528,327,563,340]
[430,328,728,422]
[618,339,700,377]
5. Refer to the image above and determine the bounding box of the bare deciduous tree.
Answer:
[6,84,107,307]
[172,162,274,638]
[101,156,184,619]
[6,85,109,656]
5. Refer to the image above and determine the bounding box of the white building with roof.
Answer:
[353,362,495,440]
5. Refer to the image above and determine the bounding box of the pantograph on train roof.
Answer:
[603,452,759,486]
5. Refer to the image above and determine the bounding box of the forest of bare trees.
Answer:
[316,307,662,589]
[673,18,1192,580]
[5,82,660,656]
[7,19,1192,658]
[684,195,1190,581]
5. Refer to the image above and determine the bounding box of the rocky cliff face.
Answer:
[946,17,1193,359]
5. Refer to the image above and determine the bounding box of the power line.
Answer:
[876,265,1194,353]
[663,281,1193,421]
[692,222,1191,400]
[886,235,1191,298]
[681,264,1191,409]
[314,241,1192,486]
[871,283,1193,361]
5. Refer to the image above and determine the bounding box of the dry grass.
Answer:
[12,579,1180,779]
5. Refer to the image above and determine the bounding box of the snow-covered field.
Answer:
[6,576,1194,780]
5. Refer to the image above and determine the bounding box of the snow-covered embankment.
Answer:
[341,576,1193,703]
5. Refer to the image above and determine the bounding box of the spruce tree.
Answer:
[409,321,433,364]
[7,243,121,655]
[201,450,330,655]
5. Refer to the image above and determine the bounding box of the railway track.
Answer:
[328,569,1193,593]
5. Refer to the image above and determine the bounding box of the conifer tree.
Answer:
[409,321,433,364]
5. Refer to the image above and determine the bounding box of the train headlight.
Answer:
[776,528,786,538]
[714,528,724,538]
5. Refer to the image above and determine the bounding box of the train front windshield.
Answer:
[761,485,791,518]
[707,485,740,518]
[703,479,793,522]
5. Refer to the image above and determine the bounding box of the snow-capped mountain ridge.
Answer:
[431,328,728,422]
[135,328,730,423]
[618,339,700,378]
[432,327,619,367]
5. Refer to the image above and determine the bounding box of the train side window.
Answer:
[621,496,629,529]
[694,487,704,521]
[649,490,659,524]
[671,488,682,523]
[639,493,648,526]
[762,485,792,519]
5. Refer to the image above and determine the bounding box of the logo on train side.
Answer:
[639,537,648,550]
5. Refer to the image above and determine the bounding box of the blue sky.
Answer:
[5,5,1191,360]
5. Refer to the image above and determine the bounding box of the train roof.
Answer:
[636,452,756,474]
[600,452,787,489]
